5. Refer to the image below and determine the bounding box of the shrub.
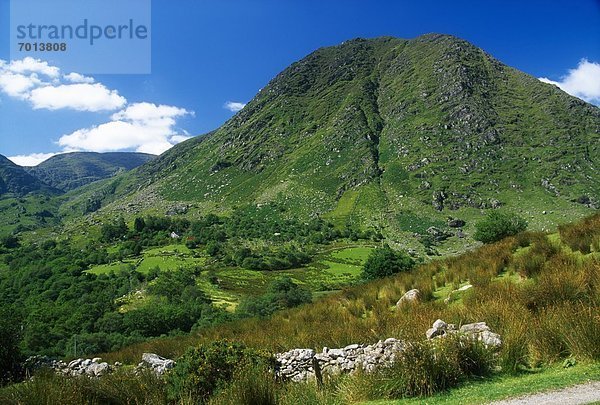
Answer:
[474,211,527,244]
[362,246,415,280]
[166,340,273,402]
[0,235,19,249]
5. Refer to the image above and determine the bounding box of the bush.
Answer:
[166,340,273,402]
[362,246,415,280]
[237,277,312,318]
[0,235,19,249]
[474,211,528,244]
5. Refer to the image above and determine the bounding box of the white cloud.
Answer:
[0,58,194,157]
[7,152,58,166]
[64,72,95,84]
[539,59,600,104]
[0,72,42,98]
[0,58,125,111]
[224,101,246,112]
[58,102,193,155]
[6,57,59,78]
[29,83,126,112]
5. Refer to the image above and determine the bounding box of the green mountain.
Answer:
[72,34,600,241]
[26,152,155,192]
[0,154,57,196]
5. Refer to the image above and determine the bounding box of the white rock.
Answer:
[396,289,421,307]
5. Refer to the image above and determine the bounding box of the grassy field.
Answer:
[87,244,206,275]
[367,362,600,405]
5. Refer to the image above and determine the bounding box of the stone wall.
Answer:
[275,319,501,382]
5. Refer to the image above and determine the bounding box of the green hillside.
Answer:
[0,154,57,197]
[82,34,598,247]
[26,152,155,192]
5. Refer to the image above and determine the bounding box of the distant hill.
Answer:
[0,154,57,196]
[26,152,155,192]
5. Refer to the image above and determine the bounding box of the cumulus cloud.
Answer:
[0,58,194,157]
[58,102,193,155]
[7,152,58,166]
[0,72,42,98]
[0,57,125,111]
[224,101,246,112]
[539,59,600,105]
[29,83,126,111]
[6,57,60,78]
[63,72,95,84]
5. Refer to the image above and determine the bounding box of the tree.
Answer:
[474,211,527,244]
[134,217,146,232]
[362,246,415,280]
[236,277,312,318]
[100,217,128,242]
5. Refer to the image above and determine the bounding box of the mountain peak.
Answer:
[89,35,599,224]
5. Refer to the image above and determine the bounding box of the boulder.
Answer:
[479,330,502,348]
[460,322,490,334]
[139,353,176,375]
[396,289,421,308]
[447,218,466,228]
[426,226,452,242]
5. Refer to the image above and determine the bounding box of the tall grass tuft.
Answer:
[0,369,167,405]
[558,213,600,254]
[208,365,277,405]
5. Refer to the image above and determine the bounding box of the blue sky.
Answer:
[0,0,599,165]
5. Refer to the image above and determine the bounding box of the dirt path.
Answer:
[491,381,600,405]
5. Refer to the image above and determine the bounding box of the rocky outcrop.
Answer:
[427,226,453,242]
[425,319,502,348]
[447,217,466,228]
